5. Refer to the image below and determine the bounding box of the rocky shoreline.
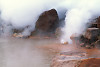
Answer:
[51,50,100,67]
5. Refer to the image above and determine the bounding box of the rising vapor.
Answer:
[0,0,61,36]
[61,0,100,44]
[0,0,100,43]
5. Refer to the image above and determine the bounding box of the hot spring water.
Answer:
[0,38,57,67]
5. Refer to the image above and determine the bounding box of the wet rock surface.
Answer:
[51,51,100,67]
[50,41,100,67]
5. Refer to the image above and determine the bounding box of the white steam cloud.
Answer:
[0,0,100,43]
[0,0,61,36]
[61,0,100,44]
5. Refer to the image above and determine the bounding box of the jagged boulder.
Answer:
[33,9,59,36]
[79,28,100,48]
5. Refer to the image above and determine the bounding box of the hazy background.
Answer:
[0,0,100,43]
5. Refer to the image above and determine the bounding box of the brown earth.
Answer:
[35,38,100,67]
[79,58,100,67]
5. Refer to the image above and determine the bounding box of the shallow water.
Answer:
[0,37,59,67]
[0,37,100,67]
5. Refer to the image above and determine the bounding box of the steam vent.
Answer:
[51,17,100,67]
[1,0,100,67]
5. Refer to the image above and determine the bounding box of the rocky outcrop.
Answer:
[79,28,100,48]
[51,58,100,67]
[97,16,100,28]
[32,9,59,36]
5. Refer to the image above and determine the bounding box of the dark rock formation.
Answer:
[32,9,59,36]
[79,28,100,48]
[84,28,99,41]
[95,40,100,49]
[79,16,100,48]
[97,16,100,28]
[88,16,100,28]
[13,29,23,33]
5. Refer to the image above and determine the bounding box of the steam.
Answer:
[61,9,91,43]
[0,0,100,43]
[0,38,50,67]
[61,0,100,44]
[0,0,61,36]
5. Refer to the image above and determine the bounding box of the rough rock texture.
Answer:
[79,58,100,67]
[33,9,59,35]
[97,16,100,28]
[95,40,100,49]
[13,29,23,33]
[79,16,100,48]
[79,28,100,48]
[51,52,100,67]
[84,28,99,40]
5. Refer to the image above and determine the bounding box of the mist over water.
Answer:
[0,38,57,67]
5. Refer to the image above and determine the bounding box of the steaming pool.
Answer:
[0,37,60,67]
[1,37,100,67]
